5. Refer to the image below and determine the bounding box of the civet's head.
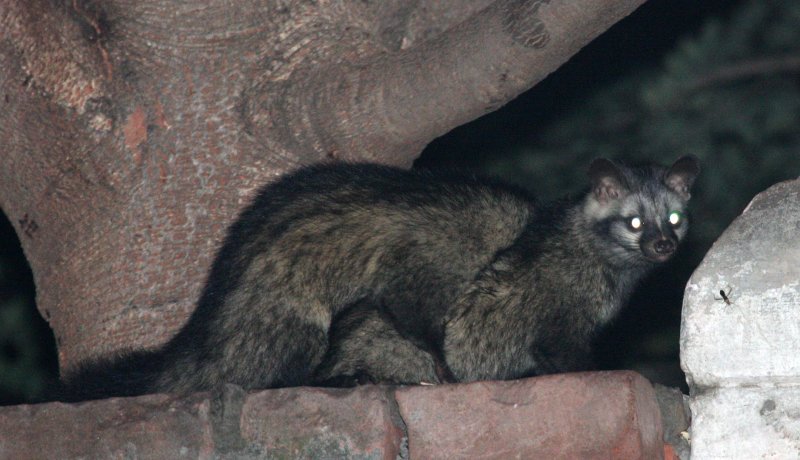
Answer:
[584,156,700,266]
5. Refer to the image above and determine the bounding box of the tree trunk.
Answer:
[0,0,644,376]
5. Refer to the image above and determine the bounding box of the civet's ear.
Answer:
[665,155,700,200]
[588,158,628,204]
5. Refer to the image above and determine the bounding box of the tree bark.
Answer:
[0,0,645,375]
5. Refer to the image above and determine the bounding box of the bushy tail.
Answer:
[56,350,164,402]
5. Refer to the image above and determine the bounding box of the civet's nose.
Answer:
[654,238,675,255]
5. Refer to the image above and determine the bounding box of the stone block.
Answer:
[690,385,800,459]
[681,179,800,387]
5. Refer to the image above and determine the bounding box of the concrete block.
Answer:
[690,385,800,459]
[681,179,800,387]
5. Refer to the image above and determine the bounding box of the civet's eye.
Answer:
[668,211,682,226]
[628,216,643,231]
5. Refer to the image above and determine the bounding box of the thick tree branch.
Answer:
[244,0,646,166]
[0,0,109,114]
[353,0,495,51]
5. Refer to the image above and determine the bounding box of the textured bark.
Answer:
[0,0,645,375]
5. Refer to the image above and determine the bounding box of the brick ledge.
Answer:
[0,370,664,459]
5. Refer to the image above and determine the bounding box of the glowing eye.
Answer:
[629,216,643,230]
[669,211,682,226]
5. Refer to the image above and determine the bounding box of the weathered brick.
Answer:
[0,393,214,459]
[240,385,404,459]
[395,371,663,459]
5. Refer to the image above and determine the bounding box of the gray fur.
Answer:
[313,303,444,386]
[61,157,699,399]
